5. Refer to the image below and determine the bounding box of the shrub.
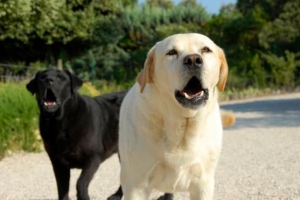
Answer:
[0,83,40,159]
[94,79,133,94]
[0,81,100,160]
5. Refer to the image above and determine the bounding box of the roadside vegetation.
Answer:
[0,0,299,158]
[0,82,99,160]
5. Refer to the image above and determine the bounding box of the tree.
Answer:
[178,0,197,7]
[261,51,300,86]
[236,0,286,20]
[259,0,300,52]
[0,0,96,67]
[71,2,209,83]
[121,0,138,7]
[145,0,174,9]
[257,0,300,86]
[203,3,270,89]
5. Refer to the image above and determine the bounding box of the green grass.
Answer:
[94,79,133,94]
[0,80,296,160]
[0,82,101,160]
[0,83,40,159]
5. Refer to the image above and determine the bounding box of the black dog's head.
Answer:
[26,69,83,113]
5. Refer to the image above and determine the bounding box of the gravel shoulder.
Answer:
[1,93,300,200]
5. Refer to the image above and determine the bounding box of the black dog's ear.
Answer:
[64,70,83,93]
[26,71,41,95]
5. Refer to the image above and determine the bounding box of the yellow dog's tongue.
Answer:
[180,91,204,99]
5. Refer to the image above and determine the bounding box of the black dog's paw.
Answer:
[107,195,122,200]
[157,193,174,200]
[107,185,123,200]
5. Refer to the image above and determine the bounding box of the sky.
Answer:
[138,0,237,14]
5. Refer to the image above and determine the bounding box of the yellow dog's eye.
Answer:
[201,47,211,53]
[166,49,177,56]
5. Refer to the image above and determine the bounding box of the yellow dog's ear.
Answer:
[218,47,228,92]
[136,45,155,93]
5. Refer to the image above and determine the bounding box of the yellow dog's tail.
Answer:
[220,109,235,127]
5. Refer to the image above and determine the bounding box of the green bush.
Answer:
[0,81,102,160]
[94,79,133,94]
[0,83,40,159]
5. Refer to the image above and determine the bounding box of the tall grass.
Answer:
[94,79,133,94]
[0,82,101,160]
[0,83,40,159]
[1,80,297,160]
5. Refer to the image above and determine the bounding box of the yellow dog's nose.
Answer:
[183,54,203,69]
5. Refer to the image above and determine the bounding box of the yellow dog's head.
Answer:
[137,33,228,110]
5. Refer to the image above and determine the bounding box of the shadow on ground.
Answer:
[221,97,300,129]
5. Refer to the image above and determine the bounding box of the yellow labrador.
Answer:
[119,33,229,200]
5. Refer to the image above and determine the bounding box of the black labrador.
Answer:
[26,69,173,200]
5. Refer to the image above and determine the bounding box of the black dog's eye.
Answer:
[166,49,177,56]
[201,47,211,53]
[40,74,47,80]
[57,74,66,81]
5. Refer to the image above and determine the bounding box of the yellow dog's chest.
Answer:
[147,118,220,192]
[149,160,204,193]
[148,144,218,193]
[157,118,207,165]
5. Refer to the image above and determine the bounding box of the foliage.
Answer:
[122,0,138,7]
[261,51,300,86]
[0,83,40,159]
[145,0,174,9]
[256,0,300,86]
[78,82,101,96]
[0,0,299,90]
[0,81,99,159]
[71,2,209,84]
[205,0,300,89]
[0,0,98,65]
[248,53,266,88]
[94,80,131,94]
[0,0,300,159]
[258,0,300,52]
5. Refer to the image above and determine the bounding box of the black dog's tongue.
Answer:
[44,89,57,107]
[44,101,56,107]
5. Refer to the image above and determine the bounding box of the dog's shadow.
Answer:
[29,199,57,200]
[221,96,300,129]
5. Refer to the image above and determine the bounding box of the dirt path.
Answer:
[1,93,300,200]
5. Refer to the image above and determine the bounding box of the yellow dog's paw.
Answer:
[220,109,235,127]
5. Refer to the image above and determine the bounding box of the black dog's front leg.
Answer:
[157,193,174,200]
[77,156,102,200]
[107,186,173,200]
[50,157,71,200]
[107,185,122,200]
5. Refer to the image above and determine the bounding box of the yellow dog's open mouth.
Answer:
[175,76,208,109]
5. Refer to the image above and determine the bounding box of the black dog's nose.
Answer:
[46,78,53,85]
[183,54,203,69]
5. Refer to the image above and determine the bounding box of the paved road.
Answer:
[0,93,300,200]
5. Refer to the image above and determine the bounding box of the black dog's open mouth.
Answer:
[175,76,208,109]
[43,89,59,109]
